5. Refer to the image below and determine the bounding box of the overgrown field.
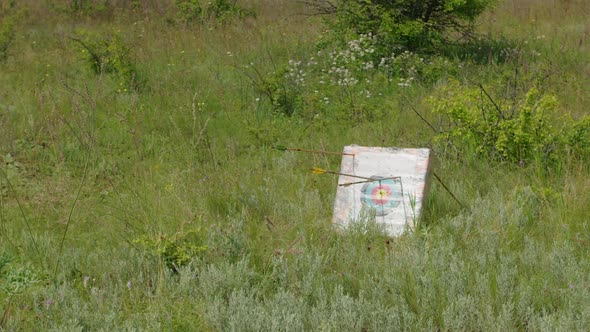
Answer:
[0,0,589,330]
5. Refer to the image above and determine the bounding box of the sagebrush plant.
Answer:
[430,80,590,166]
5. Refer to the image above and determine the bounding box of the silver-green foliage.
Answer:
[189,188,588,330]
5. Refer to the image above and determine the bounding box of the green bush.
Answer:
[262,64,302,116]
[208,0,254,23]
[246,33,455,119]
[430,80,590,165]
[175,0,203,24]
[72,29,141,91]
[324,0,497,53]
[564,115,590,157]
[134,228,208,273]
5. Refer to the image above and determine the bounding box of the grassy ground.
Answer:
[0,0,589,330]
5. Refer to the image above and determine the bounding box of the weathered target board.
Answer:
[333,145,432,237]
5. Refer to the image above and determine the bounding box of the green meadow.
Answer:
[0,0,588,330]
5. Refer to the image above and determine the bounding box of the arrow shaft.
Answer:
[286,147,355,156]
[339,176,401,187]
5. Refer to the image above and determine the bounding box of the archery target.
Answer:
[332,146,432,237]
[360,176,401,216]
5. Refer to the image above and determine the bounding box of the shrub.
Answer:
[134,228,208,272]
[175,0,203,24]
[564,115,590,155]
[319,0,497,53]
[246,33,454,119]
[71,29,141,91]
[207,0,254,23]
[247,62,303,116]
[430,80,590,166]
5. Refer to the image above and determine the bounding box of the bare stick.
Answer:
[402,95,438,133]
[432,171,464,209]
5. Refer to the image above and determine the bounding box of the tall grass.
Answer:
[0,0,588,330]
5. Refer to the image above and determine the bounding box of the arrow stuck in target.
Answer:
[310,167,372,180]
[311,167,401,187]
[274,145,355,156]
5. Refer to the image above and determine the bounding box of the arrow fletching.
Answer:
[311,167,327,175]
[273,145,288,151]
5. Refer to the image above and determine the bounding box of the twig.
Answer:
[432,171,464,209]
[402,95,438,133]
[478,83,504,120]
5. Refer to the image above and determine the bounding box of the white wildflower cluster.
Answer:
[345,33,376,61]
[397,77,414,87]
[378,50,422,87]
[286,57,319,87]
[360,89,372,98]
[286,59,306,86]
[322,34,377,87]
[327,66,359,86]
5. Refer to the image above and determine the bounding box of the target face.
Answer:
[360,176,401,216]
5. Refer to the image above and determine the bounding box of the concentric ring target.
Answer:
[360,176,401,216]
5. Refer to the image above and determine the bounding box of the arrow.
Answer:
[310,167,373,180]
[274,145,355,156]
[339,176,401,187]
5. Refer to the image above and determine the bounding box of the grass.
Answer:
[0,0,589,330]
